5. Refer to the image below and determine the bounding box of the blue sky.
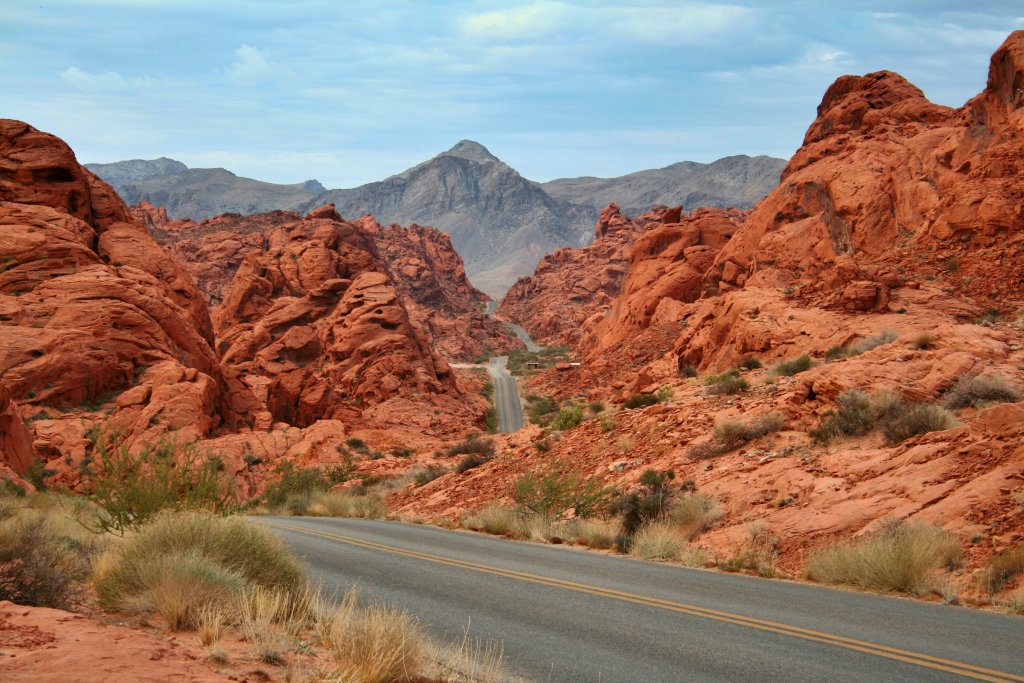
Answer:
[2,2,1022,188]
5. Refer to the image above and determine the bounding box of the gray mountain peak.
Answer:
[441,140,499,164]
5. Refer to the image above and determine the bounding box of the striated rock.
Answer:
[0,382,31,473]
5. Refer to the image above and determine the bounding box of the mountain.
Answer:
[301,140,596,297]
[85,158,326,221]
[541,154,786,217]
[87,144,785,297]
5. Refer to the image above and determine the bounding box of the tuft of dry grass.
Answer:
[317,589,424,683]
[425,629,506,683]
[670,493,723,539]
[567,518,618,549]
[694,412,785,458]
[306,491,387,519]
[462,504,520,537]
[977,544,1024,596]
[128,551,243,630]
[882,402,957,444]
[629,522,692,561]
[806,520,962,594]
[910,331,935,350]
[237,587,299,664]
[197,605,227,647]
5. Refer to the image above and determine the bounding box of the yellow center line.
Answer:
[260,519,1022,683]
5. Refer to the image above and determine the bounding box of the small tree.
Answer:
[511,465,615,521]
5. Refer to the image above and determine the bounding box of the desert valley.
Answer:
[2,18,1024,683]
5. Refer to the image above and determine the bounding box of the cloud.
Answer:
[58,66,131,90]
[226,44,278,84]
[603,4,755,44]
[461,2,570,41]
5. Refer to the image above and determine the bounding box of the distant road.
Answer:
[487,355,523,433]
[500,321,540,352]
[263,517,1024,683]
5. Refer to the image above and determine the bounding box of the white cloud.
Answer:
[226,44,278,84]
[461,2,571,41]
[58,66,130,90]
[603,4,755,45]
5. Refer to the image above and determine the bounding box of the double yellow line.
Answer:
[261,520,1022,682]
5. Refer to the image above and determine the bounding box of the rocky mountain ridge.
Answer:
[89,145,785,298]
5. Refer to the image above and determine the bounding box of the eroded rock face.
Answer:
[496,204,672,346]
[213,207,462,428]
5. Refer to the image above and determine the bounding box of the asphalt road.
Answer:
[260,517,1024,683]
[501,321,541,352]
[487,355,524,433]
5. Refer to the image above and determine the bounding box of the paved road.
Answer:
[501,320,541,352]
[261,517,1024,683]
[487,355,524,433]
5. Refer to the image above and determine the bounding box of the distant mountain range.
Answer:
[87,145,785,297]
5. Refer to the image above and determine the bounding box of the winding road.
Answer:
[262,517,1024,682]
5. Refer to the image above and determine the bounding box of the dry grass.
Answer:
[463,504,520,537]
[93,510,303,617]
[566,518,618,549]
[318,589,424,683]
[770,355,814,377]
[718,526,779,577]
[125,551,244,630]
[882,402,957,444]
[306,491,387,519]
[977,544,1024,596]
[806,520,962,594]
[197,604,227,647]
[425,630,506,683]
[629,523,691,561]
[670,493,723,539]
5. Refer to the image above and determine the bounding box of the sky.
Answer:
[2,2,1023,189]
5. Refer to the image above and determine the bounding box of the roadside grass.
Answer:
[806,520,962,595]
[629,522,707,565]
[976,544,1024,596]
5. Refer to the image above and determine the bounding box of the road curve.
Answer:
[501,320,541,352]
[261,517,1024,683]
[487,355,523,433]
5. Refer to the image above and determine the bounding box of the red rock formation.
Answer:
[161,206,515,361]
[496,204,672,345]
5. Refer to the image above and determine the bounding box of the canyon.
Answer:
[1,34,1024,675]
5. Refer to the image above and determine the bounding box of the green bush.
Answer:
[704,374,749,396]
[86,437,236,534]
[738,356,762,370]
[588,400,605,414]
[656,386,674,402]
[679,364,698,378]
[771,355,814,377]
[93,510,303,615]
[527,396,559,426]
[599,415,615,432]
[512,467,615,521]
[809,389,877,442]
[806,520,962,594]
[550,405,584,431]
[810,391,955,445]
[623,393,659,409]
[446,435,495,459]
[943,373,1020,409]
[609,469,678,541]
[260,460,354,511]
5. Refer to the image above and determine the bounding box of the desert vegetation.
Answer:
[809,389,957,445]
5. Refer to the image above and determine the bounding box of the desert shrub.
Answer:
[719,526,780,577]
[345,437,366,450]
[550,405,584,431]
[317,589,424,683]
[527,396,559,426]
[588,400,605,414]
[809,389,874,442]
[390,447,416,458]
[705,374,749,396]
[130,551,244,630]
[623,393,659,409]
[827,330,899,361]
[259,460,353,511]
[484,406,498,433]
[25,458,57,490]
[609,469,678,541]
[599,415,615,432]
[93,510,303,614]
[512,466,615,521]
[670,493,723,539]
[86,437,236,533]
[446,435,495,463]
[699,412,785,455]
[943,373,1020,409]
[534,439,550,452]
[679,364,698,378]
[738,356,762,370]
[412,465,448,487]
[882,402,957,444]
[657,386,674,403]
[977,544,1024,595]
[771,355,814,377]
[0,509,94,609]
[806,520,962,594]
[703,369,739,385]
